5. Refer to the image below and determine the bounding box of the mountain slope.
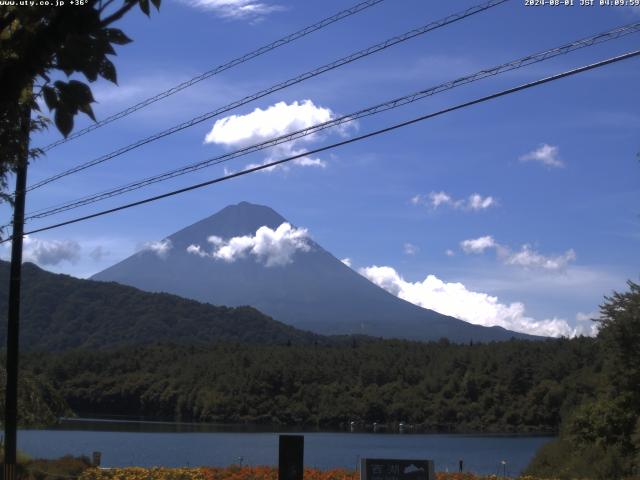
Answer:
[0,261,322,350]
[93,201,538,342]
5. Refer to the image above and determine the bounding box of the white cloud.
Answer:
[429,191,455,208]
[186,244,207,257]
[142,239,172,258]
[412,192,496,211]
[177,0,283,19]
[504,244,576,271]
[89,246,109,262]
[341,257,353,267]
[574,311,600,336]
[519,144,564,168]
[187,223,311,267]
[468,194,496,211]
[461,235,497,254]
[205,100,352,171]
[445,249,455,257]
[20,236,81,266]
[410,194,423,205]
[359,265,592,338]
[205,100,333,146]
[460,236,576,271]
[403,243,419,255]
[0,236,137,279]
[214,235,256,262]
[207,235,224,246]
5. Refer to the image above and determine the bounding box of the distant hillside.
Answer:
[0,261,322,351]
[93,201,539,342]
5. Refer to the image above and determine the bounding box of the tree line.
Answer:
[19,336,600,433]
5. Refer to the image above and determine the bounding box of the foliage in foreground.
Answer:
[2,463,545,480]
[8,461,640,480]
[76,466,562,480]
[525,281,640,479]
[0,453,91,480]
[22,455,93,480]
[0,0,162,227]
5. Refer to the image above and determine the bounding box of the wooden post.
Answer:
[3,93,30,480]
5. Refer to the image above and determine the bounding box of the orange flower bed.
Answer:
[79,466,552,480]
[202,466,357,480]
[79,466,208,480]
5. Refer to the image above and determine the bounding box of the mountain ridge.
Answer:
[0,260,324,350]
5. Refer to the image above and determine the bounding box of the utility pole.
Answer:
[3,93,31,480]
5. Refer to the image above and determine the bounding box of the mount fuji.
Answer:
[92,202,538,342]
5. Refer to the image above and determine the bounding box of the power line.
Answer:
[38,0,387,152]
[26,0,509,193]
[7,48,638,242]
[21,21,640,222]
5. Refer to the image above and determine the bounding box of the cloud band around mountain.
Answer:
[187,222,311,267]
[359,265,596,338]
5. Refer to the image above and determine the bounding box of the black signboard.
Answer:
[360,458,435,480]
[278,435,304,480]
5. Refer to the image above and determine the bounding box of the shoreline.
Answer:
[24,416,558,437]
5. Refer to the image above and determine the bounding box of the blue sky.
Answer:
[3,0,639,336]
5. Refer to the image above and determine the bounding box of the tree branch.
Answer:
[99,0,117,13]
[100,0,137,27]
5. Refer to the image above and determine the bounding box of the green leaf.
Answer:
[100,38,116,56]
[80,56,100,82]
[150,0,160,11]
[67,80,95,104]
[139,0,150,16]
[78,103,96,122]
[54,108,74,138]
[54,82,79,115]
[103,28,132,45]
[98,58,117,84]
[56,34,93,73]
[41,86,58,110]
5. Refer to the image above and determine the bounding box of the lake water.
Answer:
[17,419,553,476]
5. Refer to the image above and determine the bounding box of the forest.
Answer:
[19,337,599,432]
